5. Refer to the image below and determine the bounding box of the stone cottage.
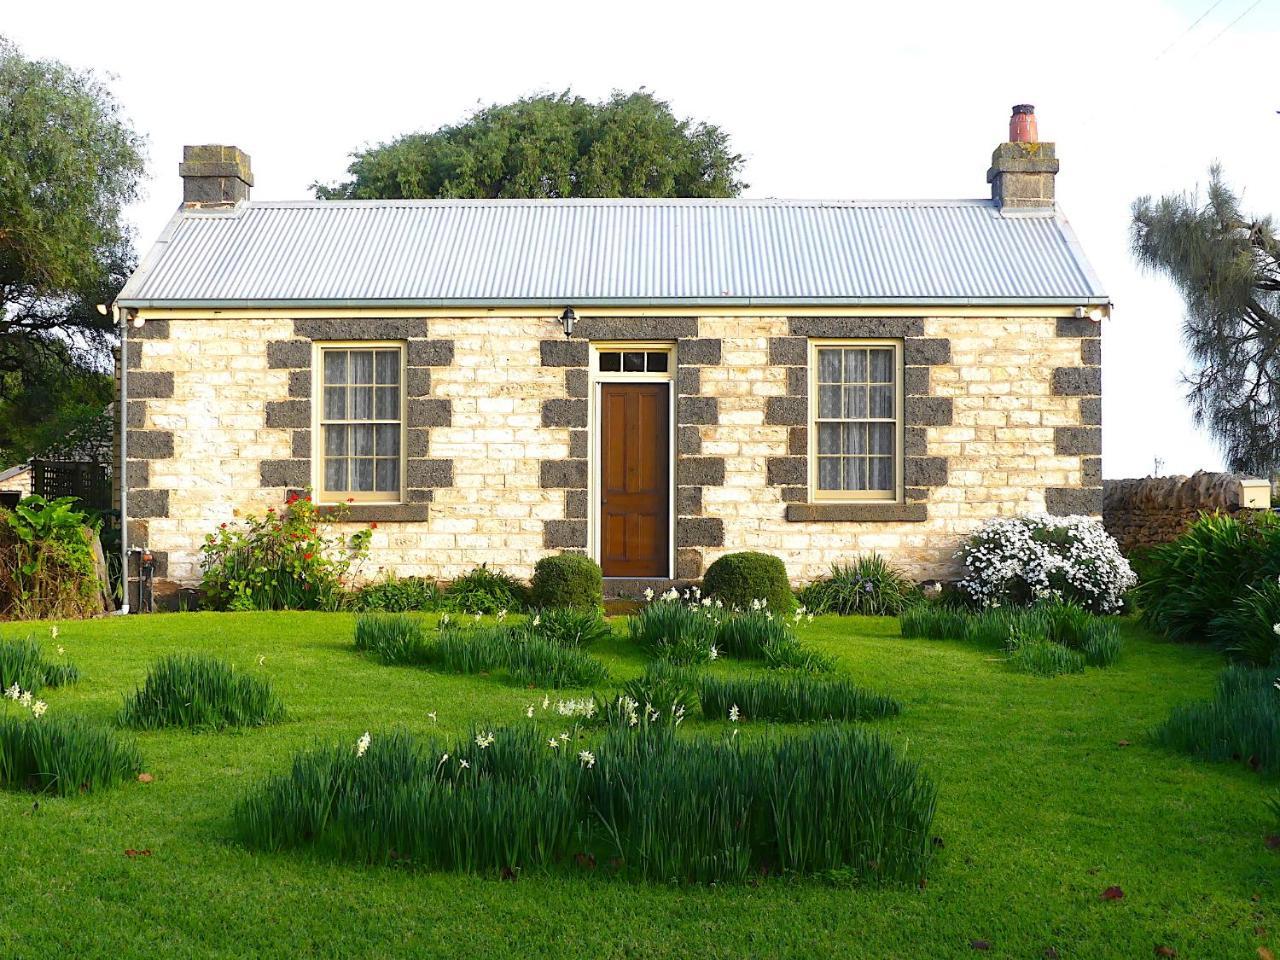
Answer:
[114,105,1107,600]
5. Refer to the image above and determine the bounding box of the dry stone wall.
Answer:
[1103,472,1268,554]
[123,311,1100,593]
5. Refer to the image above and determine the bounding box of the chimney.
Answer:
[986,105,1058,209]
[179,145,253,206]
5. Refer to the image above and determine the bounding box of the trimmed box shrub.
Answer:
[530,554,603,610]
[702,552,794,614]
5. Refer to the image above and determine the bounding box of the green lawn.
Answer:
[0,612,1274,959]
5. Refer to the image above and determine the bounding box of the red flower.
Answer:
[370,522,378,530]
[220,522,227,529]
[267,506,275,513]
[304,553,314,561]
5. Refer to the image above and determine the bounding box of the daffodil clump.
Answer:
[353,613,610,688]
[698,672,901,724]
[235,719,937,886]
[119,653,286,730]
[0,630,79,694]
[1,688,142,796]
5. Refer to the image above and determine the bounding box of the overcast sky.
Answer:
[9,0,1278,479]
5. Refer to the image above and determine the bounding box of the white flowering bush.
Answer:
[958,514,1136,614]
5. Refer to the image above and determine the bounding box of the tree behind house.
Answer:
[1131,166,1280,476]
[315,90,746,200]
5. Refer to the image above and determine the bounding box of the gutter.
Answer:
[114,295,1113,310]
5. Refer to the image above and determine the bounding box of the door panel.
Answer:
[599,383,670,577]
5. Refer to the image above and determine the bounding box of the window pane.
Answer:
[817,349,841,383]
[375,386,399,420]
[844,457,868,491]
[352,425,374,457]
[646,352,668,372]
[869,384,895,418]
[375,458,399,492]
[843,385,867,418]
[599,352,621,372]
[868,457,894,491]
[324,425,347,456]
[352,459,374,491]
[351,386,373,420]
[623,352,645,372]
[375,424,400,457]
[869,423,895,455]
[324,458,347,491]
[817,422,840,455]
[843,349,868,384]
[375,350,399,385]
[843,422,868,455]
[324,386,347,420]
[323,351,347,386]
[351,351,374,384]
[817,457,840,490]
[818,385,841,418]
[869,348,894,383]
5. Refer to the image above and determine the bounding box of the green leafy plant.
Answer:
[526,607,612,648]
[797,555,915,616]
[701,552,795,614]
[529,554,603,610]
[354,613,429,665]
[445,564,528,614]
[1136,511,1280,645]
[1155,663,1280,774]
[699,673,901,723]
[1210,577,1280,666]
[0,495,102,620]
[501,631,609,688]
[200,492,372,611]
[0,712,141,796]
[348,575,443,613]
[119,654,286,730]
[0,636,79,692]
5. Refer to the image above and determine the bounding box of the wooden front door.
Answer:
[599,383,670,577]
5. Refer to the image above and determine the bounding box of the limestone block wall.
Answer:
[1103,471,1268,555]
[124,310,1100,591]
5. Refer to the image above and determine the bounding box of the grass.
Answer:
[0,611,1273,958]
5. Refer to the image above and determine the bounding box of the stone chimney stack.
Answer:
[179,145,253,206]
[987,105,1058,209]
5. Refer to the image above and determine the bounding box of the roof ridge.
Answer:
[225,197,1006,210]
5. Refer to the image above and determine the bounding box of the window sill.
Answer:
[315,503,429,523]
[785,502,926,523]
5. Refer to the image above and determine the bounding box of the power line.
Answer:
[1196,0,1266,56]
[1153,0,1228,60]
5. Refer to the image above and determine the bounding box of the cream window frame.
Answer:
[311,341,407,505]
[807,338,904,503]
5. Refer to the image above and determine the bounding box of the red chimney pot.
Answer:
[1009,104,1038,143]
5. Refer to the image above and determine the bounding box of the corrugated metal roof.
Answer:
[117,198,1108,307]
